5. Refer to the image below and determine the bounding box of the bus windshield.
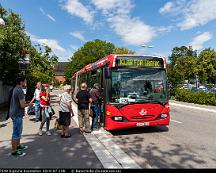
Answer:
[111,68,168,105]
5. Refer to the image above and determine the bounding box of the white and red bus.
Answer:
[71,54,170,131]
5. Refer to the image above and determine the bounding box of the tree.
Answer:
[0,6,32,85]
[197,48,216,84]
[168,46,197,89]
[64,39,134,84]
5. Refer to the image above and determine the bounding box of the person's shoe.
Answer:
[35,119,39,122]
[64,135,71,138]
[84,129,91,133]
[17,144,28,151]
[46,131,51,136]
[92,128,99,131]
[11,150,26,157]
[61,134,65,138]
[38,129,43,136]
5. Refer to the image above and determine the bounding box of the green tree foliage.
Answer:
[197,48,216,84]
[64,39,134,84]
[168,46,216,96]
[0,6,31,85]
[0,5,58,100]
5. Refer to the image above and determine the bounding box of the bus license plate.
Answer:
[136,122,149,127]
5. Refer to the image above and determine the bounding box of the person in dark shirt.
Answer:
[89,83,102,131]
[10,76,32,157]
[76,83,92,133]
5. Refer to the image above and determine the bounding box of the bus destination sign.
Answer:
[116,56,164,68]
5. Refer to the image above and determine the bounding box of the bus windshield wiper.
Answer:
[144,98,165,105]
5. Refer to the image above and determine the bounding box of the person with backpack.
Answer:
[30,82,41,122]
[89,83,102,131]
[9,76,32,157]
[38,84,51,136]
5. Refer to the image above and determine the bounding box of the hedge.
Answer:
[175,89,216,106]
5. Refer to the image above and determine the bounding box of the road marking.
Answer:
[170,119,182,124]
[170,102,216,113]
[71,102,141,169]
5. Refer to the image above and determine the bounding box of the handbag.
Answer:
[48,106,55,119]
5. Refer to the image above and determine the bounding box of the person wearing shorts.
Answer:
[9,76,30,157]
[59,85,74,138]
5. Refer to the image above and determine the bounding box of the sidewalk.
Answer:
[170,100,216,112]
[0,91,103,168]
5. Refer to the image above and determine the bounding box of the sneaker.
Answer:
[11,150,26,157]
[35,119,39,122]
[46,131,51,136]
[38,129,43,136]
[84,129,91,133]
[92,128,99,131]
[17,144,28,151]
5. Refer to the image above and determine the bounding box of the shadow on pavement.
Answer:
[0,127,103,168]
[111,126,169,136]
[111,127,209,168]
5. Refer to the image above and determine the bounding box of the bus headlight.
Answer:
[160,114,168,118]
[114,116,123,121]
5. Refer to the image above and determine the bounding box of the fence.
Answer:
[0,81,12,107]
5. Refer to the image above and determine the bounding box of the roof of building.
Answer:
[54,62,70,76]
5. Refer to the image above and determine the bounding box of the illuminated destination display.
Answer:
[116,56,164,68]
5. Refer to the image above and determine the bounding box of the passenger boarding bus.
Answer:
[71,54,170,131]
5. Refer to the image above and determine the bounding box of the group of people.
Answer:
[8,76,102,157]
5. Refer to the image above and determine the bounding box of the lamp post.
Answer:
[18,54,30,77]
[141,44,154,48]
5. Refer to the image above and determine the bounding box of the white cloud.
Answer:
[39,7,56,22]
[160,0,216,30]
[28,33,73,61]
[62,0,94,24]
[188,32,213,50]
[92,0,155,45]
[70,31,86,42]
[159,2,174,14]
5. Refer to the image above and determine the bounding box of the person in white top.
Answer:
[30,82,41,122]
[59,85,74,138]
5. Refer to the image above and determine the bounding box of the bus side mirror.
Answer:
[105,67,111,78]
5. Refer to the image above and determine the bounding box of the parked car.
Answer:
[180,83,193,90]
[198,85,209,92]
[209,87,216,93]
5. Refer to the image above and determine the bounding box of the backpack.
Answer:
[6,87,14,120]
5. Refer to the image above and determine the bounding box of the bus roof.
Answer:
[72,54,166,78]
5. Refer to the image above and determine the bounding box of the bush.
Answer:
[175,89,216,106]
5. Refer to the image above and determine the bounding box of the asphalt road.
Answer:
[110,103,216,168]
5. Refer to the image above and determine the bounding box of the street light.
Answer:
[0,17,5,26]
[141,44,154,48]
[18,54,30,76]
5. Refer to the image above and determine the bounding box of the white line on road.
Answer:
[170,102,216,113]
[170,119,182,124]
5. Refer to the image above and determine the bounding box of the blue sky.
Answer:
[1,0,216,62]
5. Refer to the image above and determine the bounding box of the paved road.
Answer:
[110,102,216,168]
[0,91,102,168]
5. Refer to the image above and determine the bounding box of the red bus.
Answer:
[71,54,170,131]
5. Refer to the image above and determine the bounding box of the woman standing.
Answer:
[59,85,74,138]
[38,84,51,136]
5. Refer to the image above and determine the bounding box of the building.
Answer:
[54,62,69,84]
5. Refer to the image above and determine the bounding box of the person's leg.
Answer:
[64,126,70,136]
[39,108,46,135]
[91,105,96,129]
[83,109,91,132]
[44,107,51,133]
[35,101,40,121]
[78,110,84,132]
[11,117,25,156]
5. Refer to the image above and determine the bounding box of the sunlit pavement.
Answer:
[0,90,102,168]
